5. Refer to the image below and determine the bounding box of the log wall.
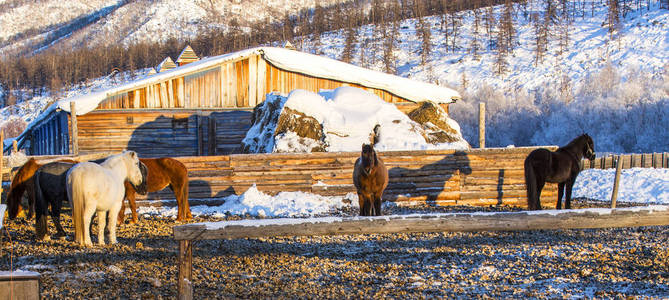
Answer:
[70,110,252,157]
[133,147,559,209]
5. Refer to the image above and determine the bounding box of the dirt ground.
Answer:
[1,199,668,299]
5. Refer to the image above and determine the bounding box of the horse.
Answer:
[32,161,76,240]
[7,158,77,220]
[67,151,146,246]
[117,157,190,224]
[524,134,596,210]
[353,144,389,216]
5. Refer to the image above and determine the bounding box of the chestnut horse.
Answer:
[117,157,191,223]
[524,134,596,210]
[7,158,77,220]
[353,144,388,216]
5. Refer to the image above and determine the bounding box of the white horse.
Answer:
[67,151,145,246]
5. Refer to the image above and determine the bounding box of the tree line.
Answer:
[1,0,664,107]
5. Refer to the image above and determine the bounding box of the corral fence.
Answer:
[2,149,667,209]
[581,152,669,170]
[0,147,560,209]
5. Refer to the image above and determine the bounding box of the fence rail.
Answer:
[581,152,669,170]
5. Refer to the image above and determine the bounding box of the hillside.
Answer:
[1,0,667,153]
[0,0,345,55]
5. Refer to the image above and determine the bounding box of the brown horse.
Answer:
[118,157,191,224]
[7,158,77,220]
[353,144,388,216]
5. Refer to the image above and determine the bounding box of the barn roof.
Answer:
[56,47,461,116]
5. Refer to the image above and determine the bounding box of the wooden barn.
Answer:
[6,46,461,157]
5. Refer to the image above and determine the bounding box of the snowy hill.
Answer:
[0,0,345,55]
[1,1,668,153]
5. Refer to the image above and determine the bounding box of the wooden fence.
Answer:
[1,147,558,208]
[581,152,669,170]
[173,205,669,299]
[130,146,559,209]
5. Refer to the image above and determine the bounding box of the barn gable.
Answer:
[156,57,177,73]
[175,45,200,66]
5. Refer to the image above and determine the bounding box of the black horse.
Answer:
[33,161,76,240]
[524,134,596,210]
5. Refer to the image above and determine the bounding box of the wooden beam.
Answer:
[177,240,193,300]
[479,102,485,149]
[70,102,79,156]
[173,206,669,241]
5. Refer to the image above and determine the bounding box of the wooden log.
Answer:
[177,240,193,300]
[70,102,79,156]
[173,206,669,241]
[611,155,623,208]
[0,130,3,196]
[479,102,485,148]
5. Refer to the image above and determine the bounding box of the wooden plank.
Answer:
[173,206,669,241]
[177,240,193,300]
[70,102,79,156]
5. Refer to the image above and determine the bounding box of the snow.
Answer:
[261,47,461,104]
[270,86,469,152]
[0,204,5,229]
[140,168,669,221]
[574,168,669,204]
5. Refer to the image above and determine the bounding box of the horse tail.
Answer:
[524,155,538,210]
[67,169,85,245]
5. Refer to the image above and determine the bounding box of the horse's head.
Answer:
[582,134,596,160]
[131,161,149,195]
[123,151,147,194]
[360,144,378,176]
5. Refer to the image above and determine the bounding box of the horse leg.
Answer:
[535,180,546,210]
[373,193,382,216]
[83,206,96,246]
[358,193,369,216]
[97,210,107,245]
[173,181,191,221]
[556,182,565,209]
[108,206,121,245]
[565,178,576,209]
[50,196,66,239]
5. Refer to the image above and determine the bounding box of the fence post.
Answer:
[611,155,623,208]
[70,102,79,156]
[478,102,485,149]
[1,130,3,197]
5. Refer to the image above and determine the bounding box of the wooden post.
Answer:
[478,102,485,149]
[178,240,193,300]
[12,140,17,153]
[0,130,3,196]
[208,116,217,156]
[196,115,203,156]
[611,154,623,208]
[70,102,79,156]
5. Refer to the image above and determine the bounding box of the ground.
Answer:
[1,199,668,299]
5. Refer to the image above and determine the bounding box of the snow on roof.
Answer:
[55,47,461,116]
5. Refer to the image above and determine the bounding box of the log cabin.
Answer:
[6,46,461,157]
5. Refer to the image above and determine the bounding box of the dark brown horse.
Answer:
[117,157,191,223]
[7,158,77,220]
[353,144,388,216]
[524,134,596,210]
